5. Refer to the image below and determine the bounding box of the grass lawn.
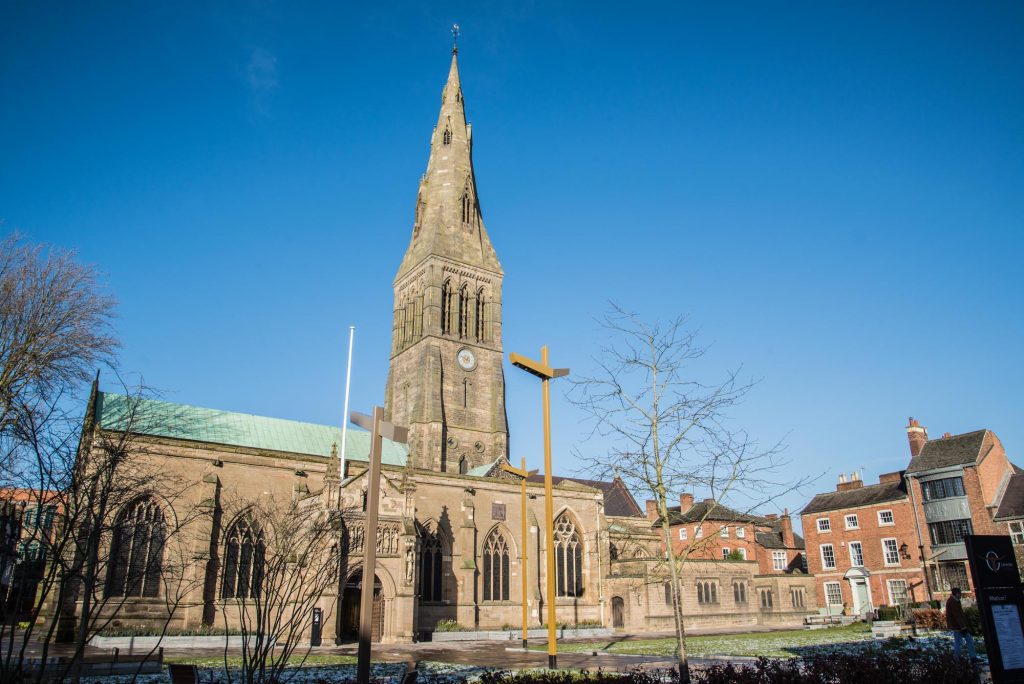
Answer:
[164,653,358,668]
[534,624,875,658]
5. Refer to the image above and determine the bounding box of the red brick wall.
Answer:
[801,498,927,611]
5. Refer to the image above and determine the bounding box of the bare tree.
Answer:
[567,305,817,683]
[0,233,117,440]
[218,494,346,684]
[1,383,206,684]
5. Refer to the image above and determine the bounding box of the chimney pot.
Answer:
[679,493,694,510]
[644,500,658,522]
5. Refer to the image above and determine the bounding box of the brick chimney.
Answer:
[679,493,694,511]
[878,471,903,484]
[780,509,795,547]
[645,500,659,521]
[907,417,928,458]
[837,471,864,492]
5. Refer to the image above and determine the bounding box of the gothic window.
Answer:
[482,527,510,601]
[609,543,619,561]
[462,378,469,408]
[475,289,486,342]
[443,128,452,145]
[458,456,468,475]
[413,196,425,236]
[458,285,469,339]
[664,581,673,606]
[733,581,747,604]
[554,513,583,597]
[417,523,445,603]
[221,517,264,599]
[441,280,452,335]
[105,497,165,598]
[696,580,718,605]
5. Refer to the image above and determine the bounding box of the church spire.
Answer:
[396,48,502,281]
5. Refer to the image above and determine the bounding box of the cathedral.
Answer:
[76,49,816,643]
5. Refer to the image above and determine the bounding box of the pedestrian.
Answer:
[945,587,977,660]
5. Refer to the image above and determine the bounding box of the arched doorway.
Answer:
[611,596,625,628]
[338,571,384,643]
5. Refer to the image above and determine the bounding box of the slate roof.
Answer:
[525,475,645,518]
[995,473,1024,521]
[95,392,409,466]
[906,430,989,474]
[801,478,908,515]
[654,500,768,527]
[756,521,806,550]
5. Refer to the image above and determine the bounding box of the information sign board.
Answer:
[965,535,1024,683]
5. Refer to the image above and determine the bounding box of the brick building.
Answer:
[801,417,1020,614]
[801,472,926,615]
[905,419,1019,595]
[645,495,816,625]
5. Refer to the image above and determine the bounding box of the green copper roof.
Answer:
[466,458,502,477]
[95,392,409,466]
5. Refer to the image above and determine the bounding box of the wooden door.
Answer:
[612,596,625,628]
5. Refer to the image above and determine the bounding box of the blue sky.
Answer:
[2,2,1022,520]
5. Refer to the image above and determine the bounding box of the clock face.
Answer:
[456,347,477,371]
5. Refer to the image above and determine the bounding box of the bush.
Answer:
[876,605,900,621]
[911,608,946,629]
[433,619,471,632]
[964,605,983,636]
[97,624,243,637]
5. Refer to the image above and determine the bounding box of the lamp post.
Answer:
[510,346,569,669]
[501,457,538,649]
[350,407,408,684]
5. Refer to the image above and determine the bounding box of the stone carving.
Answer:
[343,519,402,557]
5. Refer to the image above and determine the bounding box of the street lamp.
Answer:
[510,346,569,669]
[501,457,538,650]
[350,407,408,684]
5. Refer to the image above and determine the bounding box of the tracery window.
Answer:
[482,527,510,601]
[554,513,583,597]
[105,497,165,598]
[441,280,452,335]
[696,580,718,605]
[221,517,264,599]
[461,189,474,226]
[418,523,445,602]
[442,128,452,145]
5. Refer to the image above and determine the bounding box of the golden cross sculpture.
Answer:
[510,346,568,668]
[500,457,538,649]
[350,407,408,684]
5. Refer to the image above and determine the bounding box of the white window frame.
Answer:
[1009,521,1024,546]
[695,526,703,538]
[844,514,859,530]
[722,547,731,560]
[882,537,900,566]
[824,581,843,605]
[736,548,747,560]
[772,550,787,571]
[887,578,909,606]
[877,509,894,526]
[849,541,864,567]
[816,518,831,533]
[736,526,746,538]
[720,526,730,538]
[678,527,687,541]
[820,543,836,570]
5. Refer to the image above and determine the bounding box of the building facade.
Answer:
[53,49,821,644]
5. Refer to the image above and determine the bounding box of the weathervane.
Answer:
[451,23,460,54]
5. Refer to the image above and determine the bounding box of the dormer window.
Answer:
[443,128,452,145]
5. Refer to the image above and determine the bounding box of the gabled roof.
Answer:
[525,475,645,518]
[756,521,806,550]
[906,429,989,474]
[655,500,767,527]
[95,392,409,466]
[995,473,1024,521]
[801,479,907,515]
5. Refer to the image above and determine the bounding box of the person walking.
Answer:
[946,587,977,660]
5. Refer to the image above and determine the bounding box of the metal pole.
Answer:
[541,346,557,669]
[339,326,356,478]
[521,456,529,650]
[356,407,383,684]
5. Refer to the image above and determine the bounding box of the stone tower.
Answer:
[384,49,508,473]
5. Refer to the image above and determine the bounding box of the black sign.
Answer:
[311,607,322,647]
[966,535,1021,590]
[965,535,1024,683]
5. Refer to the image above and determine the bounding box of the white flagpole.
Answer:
[339,326,355,478]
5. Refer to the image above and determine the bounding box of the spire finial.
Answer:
[451,23,460,55]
